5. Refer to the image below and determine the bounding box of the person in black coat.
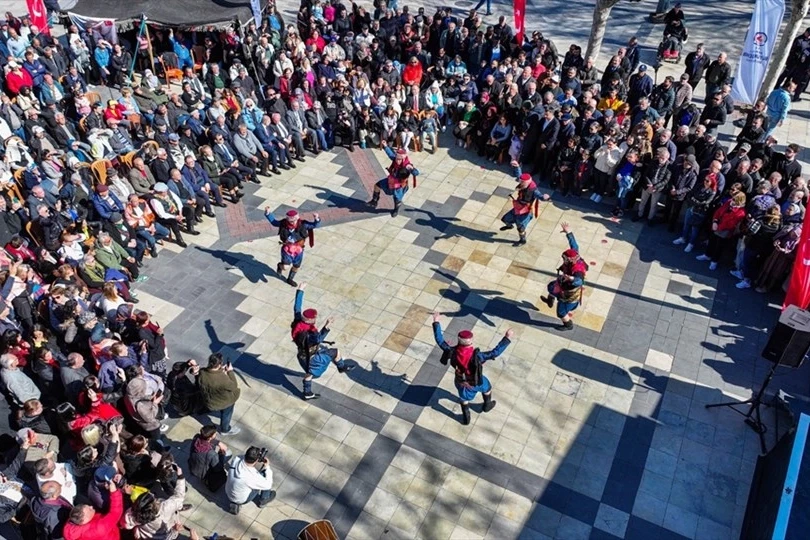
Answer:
[529,107,560,180]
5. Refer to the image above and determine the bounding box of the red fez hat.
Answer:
[458,330,474,345]
[396,148,407,156]
[563,248,579,258]
[519,173,532,182]
[302,309,317,323]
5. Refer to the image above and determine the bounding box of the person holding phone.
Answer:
[197,353,241,436]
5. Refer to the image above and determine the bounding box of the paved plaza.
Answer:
[141,137,798,540]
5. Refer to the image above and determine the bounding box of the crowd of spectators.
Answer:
[0,0,806,538]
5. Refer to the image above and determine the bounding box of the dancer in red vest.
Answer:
[541,222,588,331]
[499,173,550,245]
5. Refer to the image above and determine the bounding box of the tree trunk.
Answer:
[758,0,810,101]
[585,0,622,63]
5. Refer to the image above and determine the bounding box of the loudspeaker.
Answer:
[762,305,810,368]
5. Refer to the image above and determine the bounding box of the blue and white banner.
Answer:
[731,0,786,104]
[251,0,263,25]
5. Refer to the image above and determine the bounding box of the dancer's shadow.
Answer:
[346,359,456,416]
[305,184,393,214]
[407,207,514,243]
[194,246,281,284]
[433,268,558,328]
[204,319,301,397]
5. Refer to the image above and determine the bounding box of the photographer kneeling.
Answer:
[225,446,275,515]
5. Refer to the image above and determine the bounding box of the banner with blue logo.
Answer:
[251,0,263,25]
[731,0,786,104]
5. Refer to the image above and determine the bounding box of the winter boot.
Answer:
[287,270,298,287]
[460,403,471,425]
[391,201,401,217]
[367,192,380,208]
[482,393,497,412]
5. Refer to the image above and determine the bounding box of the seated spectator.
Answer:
[225,446,276,515]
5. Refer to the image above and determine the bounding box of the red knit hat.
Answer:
[302,309,317,323]
[563,248,579,258]
[458,330,473,345]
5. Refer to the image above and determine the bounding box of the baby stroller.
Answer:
[657,19,688,63]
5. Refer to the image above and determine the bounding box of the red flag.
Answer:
[26,0,49,36]
[783,211,810,310]
[514,0,526,45]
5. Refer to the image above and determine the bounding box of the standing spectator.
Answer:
[765,81,797,138]
[704,52,731,97]
[198,353,241,436]
[30,480,73,540]
[633,148,672,223]
[696,192,747,270]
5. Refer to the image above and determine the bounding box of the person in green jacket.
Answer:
[197,353,241,436]
[94,232,146,282]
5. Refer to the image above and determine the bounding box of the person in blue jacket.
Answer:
[91,184,124,221]
[433,311,513,425]
[94,40,111,85]
[290,283,353,400]
[169,30,194,69]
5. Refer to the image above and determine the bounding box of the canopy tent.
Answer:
[66,0,267,28]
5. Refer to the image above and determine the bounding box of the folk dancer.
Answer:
[265,208,320,287]
[291,283,354,400]
[540,222,588,331]
[499,173,551,245]
[367,142,420,217]
[432,311,513,425]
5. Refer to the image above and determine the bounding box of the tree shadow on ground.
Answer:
[195,246,284,285]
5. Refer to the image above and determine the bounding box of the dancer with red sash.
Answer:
[499,173,551,245]
[290,283,353,400]
[367,142,420,217]
[432,312,514,425]
[265,208,320,287]
[541,222,588,331]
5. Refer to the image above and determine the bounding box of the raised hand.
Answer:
[560,222,571,234]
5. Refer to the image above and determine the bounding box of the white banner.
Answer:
[731,0,786,104]
[251,0,262,25]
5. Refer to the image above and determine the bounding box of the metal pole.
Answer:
[144,22,155,76]
[127,15,147,82]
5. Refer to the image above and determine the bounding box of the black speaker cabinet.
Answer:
[762,305,810,368]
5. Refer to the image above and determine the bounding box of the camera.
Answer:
[258,447,268,462]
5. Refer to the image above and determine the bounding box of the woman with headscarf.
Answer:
[754,203,804,293]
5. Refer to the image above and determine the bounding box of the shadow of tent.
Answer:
[194,246,281,284]
[551,349,635,391]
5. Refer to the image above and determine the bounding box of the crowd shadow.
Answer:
[195,246,285,285]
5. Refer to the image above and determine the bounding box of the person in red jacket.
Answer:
[5,61,33,96]
[696,191,747,270]
[63,480,122,540]
[402,56,424,87]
